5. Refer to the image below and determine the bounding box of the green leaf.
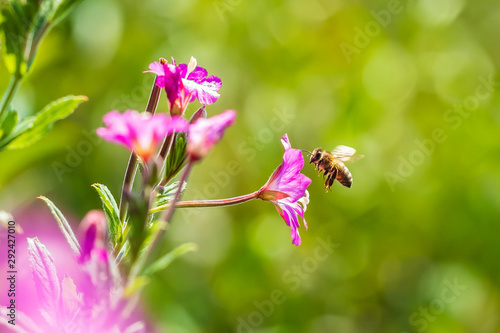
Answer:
[125,220,168,288]
[27,0,83,70]
[165,133,187,181]
[123,276,150,297]
[0,0,39,75]
[52,0,84,25]
[38,196,81,256]
[0,0,83,75]
[0,109,18,140]
[92,183,122,248]
[115,240,130,264]
[143,242,198,276]
[140,220,168,254]
[7,95,87,149]
[0,115,35,150]
[152,181,185,209]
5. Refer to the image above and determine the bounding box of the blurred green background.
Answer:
[2,0,500,332]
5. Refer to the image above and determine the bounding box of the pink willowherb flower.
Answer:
[178,57,222,105]
[96,110,189,162]
[187,110,236,161]
[148,57,222,109]
[147,60,192,115]
[257,134,311,245]
[2,215,146,333]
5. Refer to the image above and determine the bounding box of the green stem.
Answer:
[149,191,259,213]
[158,132,174,160]
[126,161,194,292]
[0,74,22,119]
[118,153,138,222]
[26,23,49,71]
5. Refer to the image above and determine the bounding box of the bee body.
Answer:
[309,146,362,191]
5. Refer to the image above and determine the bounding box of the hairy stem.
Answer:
[149,191,259,213]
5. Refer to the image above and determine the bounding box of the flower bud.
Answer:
[78,210,106,263]
[189,106,207,124]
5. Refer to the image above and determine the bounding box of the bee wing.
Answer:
[338,154,364,162]
[332,145,356,157]
[332,145,363,162]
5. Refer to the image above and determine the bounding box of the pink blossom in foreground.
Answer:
[148,57,222,108]
[96,110,189,162]
[0,214,146,333]
[187,110,236,161]
[257,134,311,245]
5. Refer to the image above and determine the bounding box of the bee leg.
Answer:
[323,174,330,192]
[327,168,337,192]
[323,166,331,180]
[328,174,335,190]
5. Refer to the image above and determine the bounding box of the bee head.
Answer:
[309,148,323,164]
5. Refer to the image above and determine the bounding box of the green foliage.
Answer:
[152,181,185,211]
[0,109,17,139]
[38,195,80,256]
[0,95,87,150]
[143,242,198,277]
[164,133,187,182]
[92,183,122,249]
[0,0,83,75]
[126,190,152,262]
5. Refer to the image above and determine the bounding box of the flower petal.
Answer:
[97,110,189,162]
[27,237,61,326]
[182,76,221,105]
[61,276,82,320]
[187,110,236,160]
[146,61,164,76]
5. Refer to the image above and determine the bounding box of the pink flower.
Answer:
[148,57,222,109]
[96,110,189,162]
[147,60,192,115]
[187,110,236,161]
[178,57,222,105]
[258,134,311,245]
[5,231,145,333]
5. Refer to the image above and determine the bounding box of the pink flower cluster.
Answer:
[96,109,236,163]
[97,57,233,163]
[96,57,313,245]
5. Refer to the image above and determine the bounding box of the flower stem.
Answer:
[149,191,259,213]
[0,74,22,120]
[127,161,193,286]
[158,132,174,160]
[118,79,162,222]
[160,161,193,223]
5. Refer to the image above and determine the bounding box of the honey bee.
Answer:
[308,145,363,191]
